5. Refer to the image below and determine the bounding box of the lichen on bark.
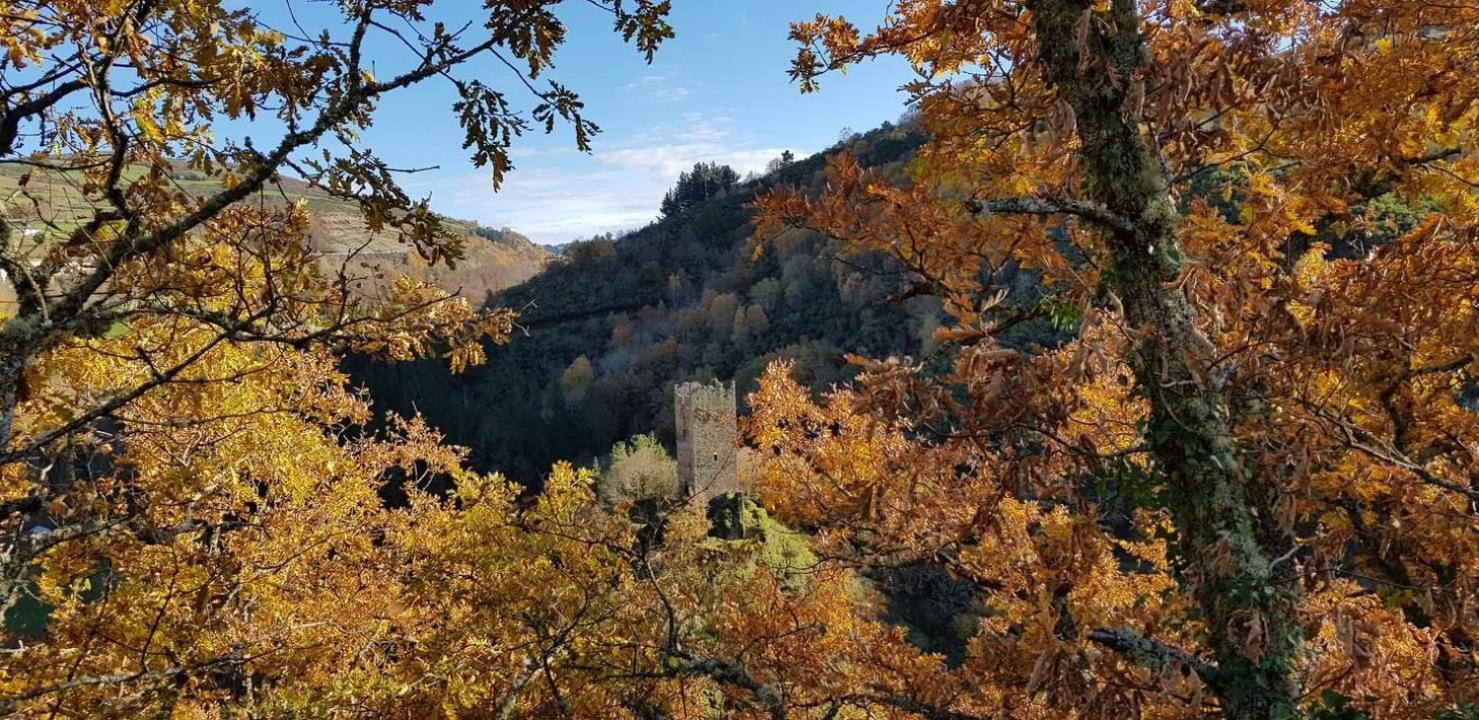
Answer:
[1026,0,1303,716]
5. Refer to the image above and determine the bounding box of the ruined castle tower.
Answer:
[674,380,743,504]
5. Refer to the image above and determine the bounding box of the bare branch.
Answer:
[1087,627,1217,680]
[966,196,1136,233]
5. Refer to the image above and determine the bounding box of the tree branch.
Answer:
[1087,627,1218,681]
[667,655,788,720]
[966,196,1135,233]
[0,652,246,715]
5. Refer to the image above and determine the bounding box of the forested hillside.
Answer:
[351,122,1051,481]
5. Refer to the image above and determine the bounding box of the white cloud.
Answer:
[621,73,670,90]
[430,115,800,244]
[621,73,694,103]
[651,86,693,102]
[507,145,578,159]
[447,167,659,240]
[599,144,784,178]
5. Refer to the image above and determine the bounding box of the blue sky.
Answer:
[250,1,917,245]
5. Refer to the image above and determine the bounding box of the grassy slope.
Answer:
[0,164,548,306]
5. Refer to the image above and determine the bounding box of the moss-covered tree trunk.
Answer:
[1027,0,1301,717]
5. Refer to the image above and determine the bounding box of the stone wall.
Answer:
[673,380,742,504]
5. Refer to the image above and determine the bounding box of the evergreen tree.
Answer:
[660,161,740,218]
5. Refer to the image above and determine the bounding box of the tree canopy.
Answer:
[661,161,741,218]
[1,1,1476,718]
[751,1,1479,718]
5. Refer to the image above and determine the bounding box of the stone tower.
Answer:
[674,380,743,504]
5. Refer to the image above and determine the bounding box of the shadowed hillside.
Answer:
[349,120,1057,482]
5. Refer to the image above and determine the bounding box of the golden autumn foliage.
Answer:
[747,1,1479,718]
[0,1,840,717]
[0,3,909,717]
[2,1,1477,719]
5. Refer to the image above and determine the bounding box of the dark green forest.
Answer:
[348,123,925,480]
[349,121,1005,482]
